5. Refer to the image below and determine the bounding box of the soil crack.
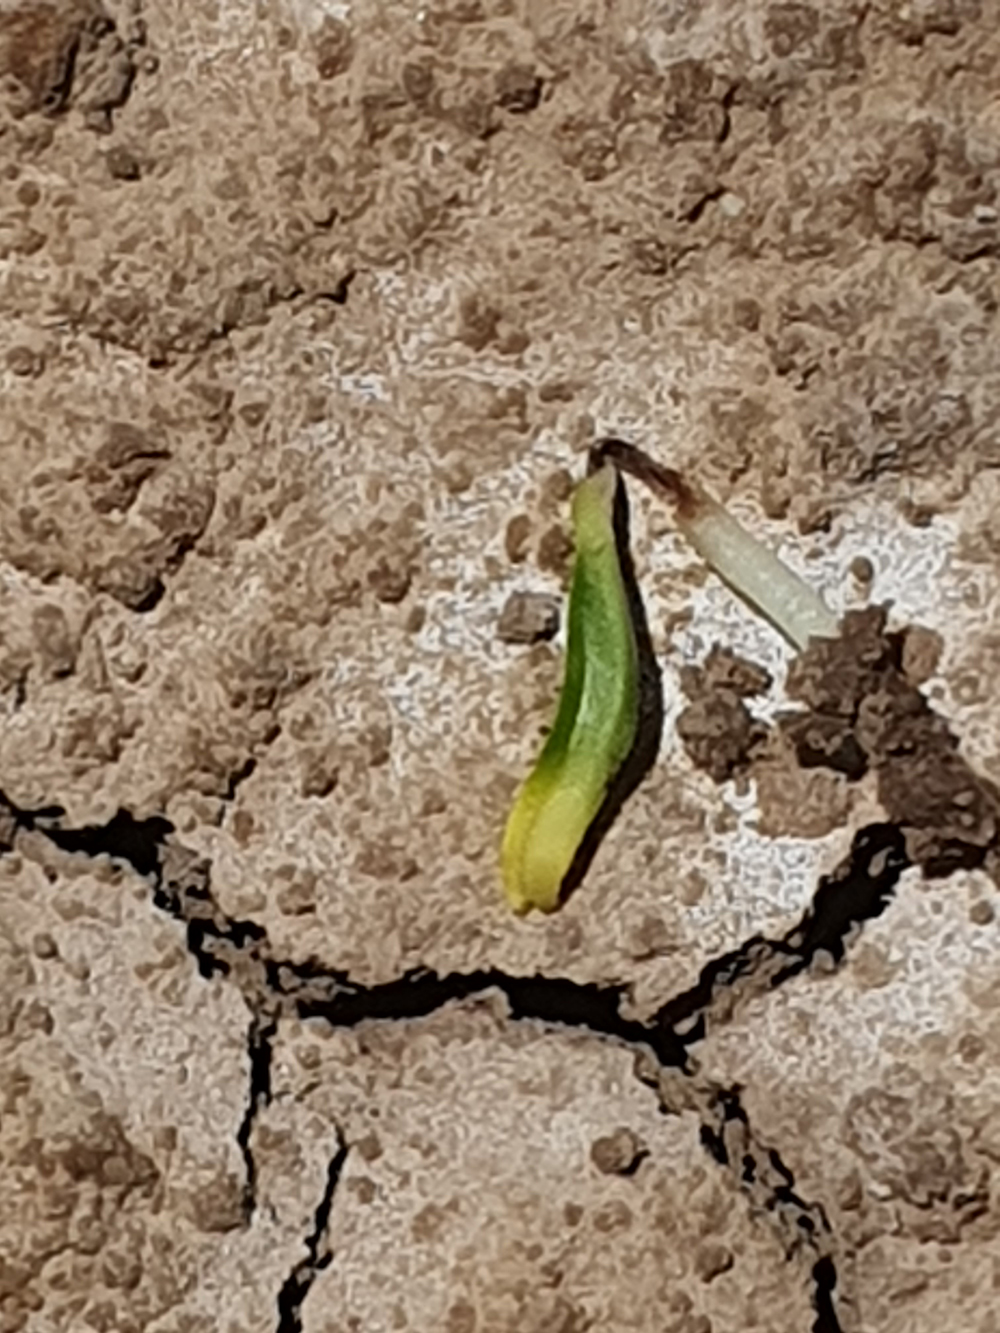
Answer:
[238,1012,278,1219]
[276,1135,350,1333]
[0,795,917,1333]
[653,822,911,1043]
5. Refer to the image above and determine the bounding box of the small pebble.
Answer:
[695,1242,734,1283]
[850,555,874,584]
[969,899,994,926]
[589,1127,647,1176]
[106,146,141,181]
[497,591,560,644]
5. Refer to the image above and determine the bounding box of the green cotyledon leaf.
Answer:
[501,464,639,914]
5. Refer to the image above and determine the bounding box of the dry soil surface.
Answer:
[3,1,1000,1331]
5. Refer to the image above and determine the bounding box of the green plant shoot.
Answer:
[501,465,639,914]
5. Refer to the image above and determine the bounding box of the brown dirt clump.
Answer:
[784,607,1000,874]
[496,589,561,644]
[676,645,772,783]
[590,1126,648,1177]
[751,731,854,841]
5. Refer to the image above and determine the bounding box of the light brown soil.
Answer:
[4,2,1000,1331]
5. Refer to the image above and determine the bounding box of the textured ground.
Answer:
[3,0,1000,1330]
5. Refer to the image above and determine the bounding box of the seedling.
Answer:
[596,439,838,651]
[501,465,639,914]
[501,440,838,915]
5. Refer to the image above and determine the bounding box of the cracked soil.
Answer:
[4,1,1000,1331]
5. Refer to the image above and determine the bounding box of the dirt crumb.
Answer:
[505,514,531,564]
[31,604,79,678]
[694,1241,734,1283]
[495,61,543,113]
[544,469,574,504]
[969,898,995,926]
[676,646,772,783]
[590,1127,647,1176]
[405,604,427,635]
[778,711,868,781]
[458,292,501,351]
[850,555,875,585]
[355,1130,383,1163]
[683,647,773,701]
[314,16,353,79]
[537,524,573,582]
[299,746,340,800]
[105,144,141,180]
[367,555,413,605]
[677,696,764,785]
[497,591,560,645]
[7,344,45,377]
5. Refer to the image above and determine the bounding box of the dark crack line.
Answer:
[652,822,911,1043]
[33,805,171,877]
[292,966,688,1068]
[4,796,906,1333]
[276,1136,350,1333]
[690,1082,845,1333]
[237,1012,278,1219]
[13,803,911,1053]
[7,800,690,1067]
[812,1255,844,1333]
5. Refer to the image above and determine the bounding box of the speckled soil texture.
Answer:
[4,1,1000,1331]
